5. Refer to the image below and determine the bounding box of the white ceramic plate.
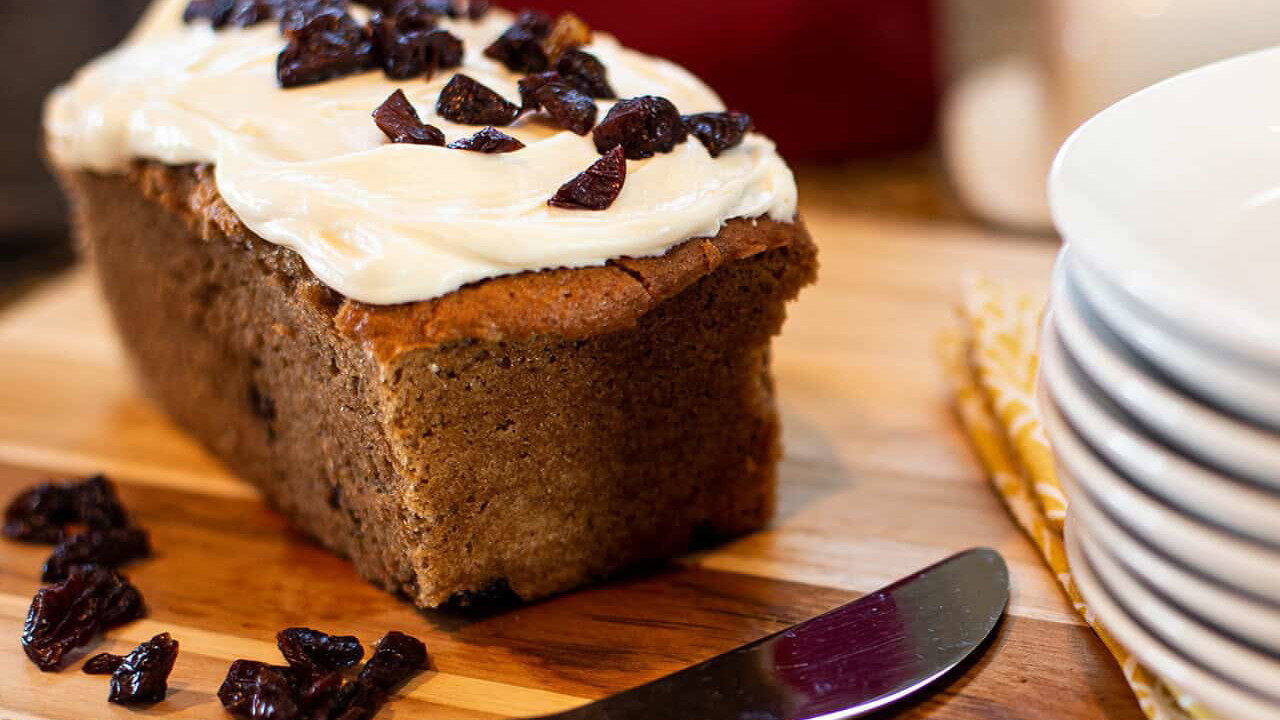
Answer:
[1038,373,1280,602]
[1065,518,1280,720]
[1078,517,1280,697]
[1069,256,1280,431]
[1050,47,1280,368]
[1052,252,1280,486]
[1068,480,1280,655]
[1040,319,1280,543]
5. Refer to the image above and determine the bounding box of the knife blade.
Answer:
[533,547,1009,720]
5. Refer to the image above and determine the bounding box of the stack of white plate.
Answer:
[1042,48,1280,720]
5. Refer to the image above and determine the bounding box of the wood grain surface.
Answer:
[0,202,1141,719]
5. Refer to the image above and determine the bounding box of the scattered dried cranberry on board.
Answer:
[324,631,427,720]
[3,482,77,543]
[549,145,627,211]
[593,96,688,159]
[683,111,754,157]
[83,652,126,675]
[3,474,130,544]
[448,127,526,153]
[42,526,152,582]
[555,50,615,99]
[220,630,427,720]
[103,633,180,705]
[436,74,521,126]
[483,10,553,73]
[532,82,597,135]
[75,474,130,532]
[299,669,345,712]
[219,660,302,720]
[21,566,146,671]
[277,7,377,88]
[278,627,365,674]
[358,631,428,691]
[373,89,445,145]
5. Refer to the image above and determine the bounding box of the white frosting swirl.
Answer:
[44,0,797,305]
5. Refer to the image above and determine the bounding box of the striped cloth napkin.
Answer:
[939,277,1215,720]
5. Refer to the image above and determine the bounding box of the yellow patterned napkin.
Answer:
[940,277,1214,720]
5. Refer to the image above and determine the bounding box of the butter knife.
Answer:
[536,547,1009,720]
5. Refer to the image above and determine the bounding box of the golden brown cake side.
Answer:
[59,162,818,607]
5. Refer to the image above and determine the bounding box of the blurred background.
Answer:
[6,0,1280,295]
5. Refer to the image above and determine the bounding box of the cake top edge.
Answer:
[46,0,798,305]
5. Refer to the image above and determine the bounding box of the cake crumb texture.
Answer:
[60,163,818,607]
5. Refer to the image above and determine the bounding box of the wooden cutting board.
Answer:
[0,203,1143,720]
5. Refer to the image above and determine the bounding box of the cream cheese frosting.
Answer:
[45,0,798,305]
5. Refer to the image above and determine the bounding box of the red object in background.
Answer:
[523,0,938,163]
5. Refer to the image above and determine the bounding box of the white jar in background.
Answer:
[1043,0,1280,142]
[944,0,1280,231]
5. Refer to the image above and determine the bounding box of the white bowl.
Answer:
[1068,480,1280,655]
[1038,373,1280,603]
[1053,251,1280,486]
[1065,518,1280,720]
[1050,47,1280,369]
[1040,320,1280,544]
[1069,256,1280,432]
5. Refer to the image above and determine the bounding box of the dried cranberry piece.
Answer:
[22,567,146,672]
[377,0,439,32]
[299,669,344,713]
[517,71,561,112]
[184,0,236,26]
[83,652,125,675]
[4,475,130,543]
[369,5,463,79]
[465,0,490,19]
[549,145,627,211]
[533,82,597,135]
[448,127,525,153]
[219,661,303,720]
[373,90,445,145]
[424,29,465,72]
[107,633,179,705]
[483,10,553,73]
[277,8,376,88]
[42,527,152,582]
[279,0,349,32]
[555,50,615,99]
[683,111,754,158]
[76,474,130,532]
[436,74,520,126]
[99,577,146,629]
[326,679,387,720]
[593,96,688,160]
[358,631,428,691]
[224,0,286,27]
[321,632,426,720]
[277,627,364,675]
[3,482,76,543]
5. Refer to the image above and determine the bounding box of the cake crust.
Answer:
[60,161,818,607]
